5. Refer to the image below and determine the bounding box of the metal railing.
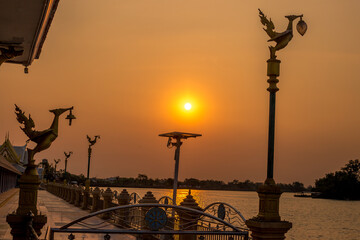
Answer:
[49,204,249,240]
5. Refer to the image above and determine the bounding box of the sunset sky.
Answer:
[1,0,360,186]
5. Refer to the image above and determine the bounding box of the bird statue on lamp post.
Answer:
[7,105,76,239]
[85,135,100,189]
[54,159,61,176]
[245,10,307,240]
[81,135,100,210]
[64,151,73,174]
[259,9,307,60]
[14,105,75,163]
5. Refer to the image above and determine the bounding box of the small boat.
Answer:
[294,192,312,198]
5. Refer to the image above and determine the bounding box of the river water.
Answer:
[105,187,360,240]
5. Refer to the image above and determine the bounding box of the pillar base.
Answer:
[246,218,292,240]
[256,179,282,221]
[246,179,292,240]
[6,213,47,240]
[6,161,48,239]
[82,190,90,210]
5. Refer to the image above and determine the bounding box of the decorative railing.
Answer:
[44,183,249,240]
[48,204,249,240]
[158,196,174,205]
[203,202,247,229]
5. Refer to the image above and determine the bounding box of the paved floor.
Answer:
[0,189,135,240]
[0,188,19,240]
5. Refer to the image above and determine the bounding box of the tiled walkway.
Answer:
[0,188,19,239]
[0,189,135,240]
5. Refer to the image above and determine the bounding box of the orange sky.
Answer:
[1,0,360,186]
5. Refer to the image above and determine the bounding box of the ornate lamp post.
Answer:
[54,159,60,175]
[7,105,75,239]
[159,132,201,206]
[245,10,307,240]
[85,135,100,190]
[64,151,73,174]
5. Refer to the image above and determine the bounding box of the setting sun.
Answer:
[184,103,192,110]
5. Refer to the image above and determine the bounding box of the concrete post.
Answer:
[6,163,47,239]
[101,188,114,219]
[245,182,292,240]
[63,184,68,200]
[178,191,202,240]
[138,191,158,240]
[81,188,90,210]
[70,185,76,204]
[75,185,82,207]
[66,185,72,202]
[91,187,101,212]
[116,189,131,227]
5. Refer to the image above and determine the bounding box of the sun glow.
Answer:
[184,103,192,110]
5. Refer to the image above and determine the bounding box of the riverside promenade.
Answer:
[0,189,135,240]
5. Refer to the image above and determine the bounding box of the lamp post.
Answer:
[245,10,307,240]
[54,159,60,175]
[64,151,73,174]
[159,132,201,205]
[85,135,100,190]
[7,105,75,239]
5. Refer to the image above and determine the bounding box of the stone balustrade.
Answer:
[45,182,203,240]
[45,183,134,214]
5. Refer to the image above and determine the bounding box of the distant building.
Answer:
[0,135,23,193]
[0,134,28,174]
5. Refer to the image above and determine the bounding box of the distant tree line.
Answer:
[314,159,360,200]
[82,174,307,192]
[41,159,308,192]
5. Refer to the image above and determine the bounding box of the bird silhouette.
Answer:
[87,135,100,146]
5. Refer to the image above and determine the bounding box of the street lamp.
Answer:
[245,10,307,240]
[54,159,60,175]
[159,132,201,205]
[64,151,73,174]
[85,135,100,189]
[7,105,75,238]
[258,9,307,183]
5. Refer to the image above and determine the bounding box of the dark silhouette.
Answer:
[87,135,100,146]
[315,159,360,200]
[0,47,23,65]
[57,172,306,193]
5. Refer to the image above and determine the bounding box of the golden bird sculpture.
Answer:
[15,105,74,164]
[259,9,307,59]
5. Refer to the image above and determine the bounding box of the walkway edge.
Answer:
[0,188,19,208]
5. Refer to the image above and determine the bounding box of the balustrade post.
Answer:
[57,183,61,197]
[70,185,76,204]
[101,188,114,219]
[178,191,203,240]
[82,187,90,210]
[60,184,65,198]
[138,191,158,240]
[62,184,67,200]
[116,189,131,227]
[75,185,82,207]
[66,185,72,202]
[91,187,101,212]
